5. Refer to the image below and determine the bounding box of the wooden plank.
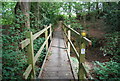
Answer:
[64,40,77,79]
[45,25,48,50]
[39,26,74,79]
[26,31,36,78]
[20,38,30,49]
[23,64,32,79]
[50,24,52,41]
[33,26,50,40]
[34,32,52,64]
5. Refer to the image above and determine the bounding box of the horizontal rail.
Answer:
[63,29,79,59]
[23,64,32,79]
[62,22,93,80]
[33,25,51,40]
[63,23,92,44]
[38,40,53,78]
[34,32,52,64]
[20,38,30,49]
[19,25,51,49]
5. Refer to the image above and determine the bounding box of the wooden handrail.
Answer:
[33,25,51,40]
[23,64,32,79]
[20,24,52,79]
[20,38,30,49]
[63,23,92,45]
[63,28,79,59]
[19,25,51,49]
[62,22,92,80]
[34,32,52,63]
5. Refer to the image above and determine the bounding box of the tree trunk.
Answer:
[14,2,30,31]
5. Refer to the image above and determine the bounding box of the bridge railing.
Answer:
[19,24,52,79]
[62,21,93,80]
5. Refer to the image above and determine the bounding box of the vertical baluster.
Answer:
[68,25,71,55]
[45,25,48,50]
[78,30,86,80]
[50,24,52,41]
[26,31,36,79]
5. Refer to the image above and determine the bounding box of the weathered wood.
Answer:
[68,25,71,56]
[33,26,50,40]
[78,31,87,80]
[39,26,74,79]
[63,28,79,59]
[62,23,92,80]
[83,37,92,45]
[50,24,52,41]
[80,42,86,63]
[65,40,77,79]
[78,63,85,80]
[20,38,30,49]
[26,31,36,79]
[63,23,91,44]
[38,39,53,78]
[82,63,93,79]
[63,23,80,36]
[23,64,32,79]
[34,32,52,64]
[45,25,48,50]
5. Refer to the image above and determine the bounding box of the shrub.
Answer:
[100,32,120,61]
[94,61,120,80]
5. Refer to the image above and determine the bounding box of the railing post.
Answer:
[50,24,52,41]
[68,25,71,55]
[45,25,48,50]
[26,31,36,79]
[78,30,86,80]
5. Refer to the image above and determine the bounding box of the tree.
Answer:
[15,2,30,31]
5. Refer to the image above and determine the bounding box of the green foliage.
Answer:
[65,17,84,30]
[2,25,27,79]
[91,37,99,48]
[38,2,62,25]
[55,15,65,21]
[100,32,120,61]
[94,32,120,80]
[103,2,120,32]
[2,2,16,25]
[3,50,27,79]
[33,37,46,77]
[33,37,45,54]
[94,61,120,80]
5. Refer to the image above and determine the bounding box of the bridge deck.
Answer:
[39,25,74,79]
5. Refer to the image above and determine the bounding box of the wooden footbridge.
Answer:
[20,21,92,80]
